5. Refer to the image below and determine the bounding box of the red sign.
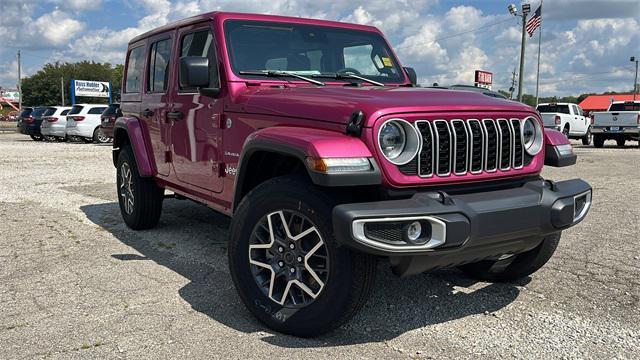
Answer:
[475,70,493,85]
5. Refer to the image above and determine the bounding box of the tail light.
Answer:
[46,117,58,122]
[554,115,561,125]
[109,115,116,122]
[73,116,85,121]
[24,116,35,123]
[590,117,594,125]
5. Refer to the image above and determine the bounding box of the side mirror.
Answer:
[404,67,418,87]
[179,56,220,97]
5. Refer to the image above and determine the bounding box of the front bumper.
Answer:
[333,178,591,276]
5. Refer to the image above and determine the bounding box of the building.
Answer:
[579,94,637,117]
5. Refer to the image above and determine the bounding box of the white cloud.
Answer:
[57,0,103,11]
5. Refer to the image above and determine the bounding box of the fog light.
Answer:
[406,221,422,242]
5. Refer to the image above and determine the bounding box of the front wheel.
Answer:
[581,128,592,146]
[116,146,163,230]
[228,176,377,337]
[458,233,561,282]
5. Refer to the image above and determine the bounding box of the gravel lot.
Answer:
[0,132,638,359]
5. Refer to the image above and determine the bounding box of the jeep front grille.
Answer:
[401,118,530,177]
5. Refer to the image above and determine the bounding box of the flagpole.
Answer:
[535,1,542,107]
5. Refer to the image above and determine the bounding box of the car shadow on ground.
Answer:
[81,200,527,347]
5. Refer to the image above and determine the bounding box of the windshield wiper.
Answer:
[317,72,385,87]
[239,70,325,86]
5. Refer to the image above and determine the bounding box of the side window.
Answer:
[125,46,145,93]
[61,109,70,116]
[148,38,172,92]
[179,29,218,91]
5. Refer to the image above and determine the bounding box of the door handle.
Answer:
[142,109,154,117]
[167,111,183,121]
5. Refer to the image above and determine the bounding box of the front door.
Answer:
[169,24,223,193]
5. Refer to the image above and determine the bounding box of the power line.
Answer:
[395,17,516,51]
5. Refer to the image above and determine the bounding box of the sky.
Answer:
[0,0,639,97]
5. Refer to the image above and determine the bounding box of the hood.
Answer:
[236,86,535,126]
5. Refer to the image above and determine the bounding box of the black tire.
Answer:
[30,134,43,141]
[116,146,163,230]
[43,135,57,142]
[593,135,605,148]
[458,232,561,282]
[93,127,111,143]
[562,125,570,138]
[228,176,377,337]
[616,138,626,147]
[581,128,592,146]
[82,136,93,143]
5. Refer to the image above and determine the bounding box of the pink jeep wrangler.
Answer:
[113,12,592,336]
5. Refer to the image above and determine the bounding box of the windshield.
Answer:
[31,107,47,118]
[609,102,640,111]
[43,108,57,116]
[224,20,405,84]
[68,105,84,115]
[537,104,570,114]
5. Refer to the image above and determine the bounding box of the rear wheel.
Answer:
[581,128,592,145]
[93,127,111,143]
[458,233,561,282]
[562,125,570,138]
[30,134,43,141]
[616,138,626,147]
[593,135,605,148]
[228,176,377,337]
[116,146,163,230]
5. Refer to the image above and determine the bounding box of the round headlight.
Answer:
[378,119,420,165]
[379,122,406,159]
[522,117,543,156]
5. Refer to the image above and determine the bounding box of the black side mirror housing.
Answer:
[404,67,418,87]
[179,56,220,97]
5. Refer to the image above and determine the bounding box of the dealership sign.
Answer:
[474,70,493,90]
[73,80,110,98]
[0,90,20,102]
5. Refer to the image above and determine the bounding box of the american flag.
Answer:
[526,5,542,37]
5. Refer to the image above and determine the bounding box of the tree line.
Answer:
[21,61,123,107]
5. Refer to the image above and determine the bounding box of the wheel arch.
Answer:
[231,127,380,213]
[112,117,156,177]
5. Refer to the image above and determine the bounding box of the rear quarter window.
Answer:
[125,46,145,93]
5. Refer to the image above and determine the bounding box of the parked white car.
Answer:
[40,106,72,141]
[536,103,592,145]
[591,100,640,148]
[65,103,110,143]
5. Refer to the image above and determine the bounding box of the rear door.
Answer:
[142,32,175,176]
[168,23,224,193]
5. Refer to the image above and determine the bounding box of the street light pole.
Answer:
[509,3,531,103]
[632,56,638,101]
[517,10,528,102]
[17,50,22,111]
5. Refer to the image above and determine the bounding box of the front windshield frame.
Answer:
[223,20,407,85]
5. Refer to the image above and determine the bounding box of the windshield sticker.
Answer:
[382,57,393,67]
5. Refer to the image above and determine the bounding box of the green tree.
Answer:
[21,61,122,106]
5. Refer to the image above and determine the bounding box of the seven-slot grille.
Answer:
[401,118,528,177]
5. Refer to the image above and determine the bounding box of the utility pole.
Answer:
[509,67,517,100]
[17,50,22,111]
[632,56,638,101]
[60,77,65,105]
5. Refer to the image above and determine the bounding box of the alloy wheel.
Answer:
[249,210,329,308]
[119,162,135,215]
[97,129,110,143]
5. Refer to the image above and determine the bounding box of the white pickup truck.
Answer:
[591,100,640,148]
[536,103,592,145]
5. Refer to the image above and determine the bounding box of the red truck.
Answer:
[113,12,592,337]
